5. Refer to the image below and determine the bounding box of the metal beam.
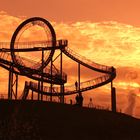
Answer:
[50,57,53,102]
[41,49,44,101]
[15,74,18,100]
[78,63,80,92]
[8,65,13,99]
[0,46,66,52]
[111,81,116,112]
[60,50,64,103]
[38,81,40,100]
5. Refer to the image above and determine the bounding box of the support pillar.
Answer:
[31,90,34,100]
[50,57,53,102]
[8,68,13,100]
[41,49,44,101]
[38,81,40,100]
[15,74,18,100]
[60,49,64,103]
[111,81,116,112]
[8,65,18,100]
[78,63,80,92]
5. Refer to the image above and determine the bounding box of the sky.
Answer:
[0,0,140,118]
[0,0,140,26]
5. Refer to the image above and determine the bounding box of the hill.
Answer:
[0,100,140,140]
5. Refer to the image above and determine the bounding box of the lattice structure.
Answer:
[0,17,116,109]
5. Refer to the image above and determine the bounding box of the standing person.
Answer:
[70,99,73,105]
[78,92,83,107]
[88,98,93,108]
[75,94,79,105]
[75,81,78,91]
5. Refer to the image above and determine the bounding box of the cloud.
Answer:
[1,12,140,117]
[0,12,22,42]
[54,21,140,71]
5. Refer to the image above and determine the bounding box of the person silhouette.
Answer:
[75,94,79,105]
[75,92,83,107]
[88,98,93,108]
[70,99,73,105]
[78,92,83,107]
[75,81,78,91]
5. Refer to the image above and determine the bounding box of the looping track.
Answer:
[10,17,56,70]
[0,17,116,99]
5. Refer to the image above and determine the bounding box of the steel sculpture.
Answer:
[0,17,116,110]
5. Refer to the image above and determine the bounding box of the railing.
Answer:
[0,94,8,100]
[0,42,10,48]
[25,74,111,95]
[64,47,112,73]
[0,51,67,82]
[0,52,12,62]
[0,40,116,98]
[64,74,110,94]
[0,39,68,50]
[17,56,67,82]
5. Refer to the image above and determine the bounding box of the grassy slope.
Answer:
[0,100,140,140]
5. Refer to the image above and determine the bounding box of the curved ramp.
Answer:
[0,51,67,84]
[21,47,116,98]
[62,47,112,74]
[21,72,115,98]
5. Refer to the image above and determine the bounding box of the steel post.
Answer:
[60,49,64,103]
[15,74,18,100]
[38,81,40,100]
[8,65,13,99]
[111,81,116,112]
[41,49,44,101]
[78,63,80,92]
[50,57,53,102]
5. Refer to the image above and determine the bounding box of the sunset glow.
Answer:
[0,3,140,118]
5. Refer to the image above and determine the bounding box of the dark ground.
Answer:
[0,100,140,140]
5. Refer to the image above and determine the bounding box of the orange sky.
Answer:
[0,0,140,26]
[0,1,140,118]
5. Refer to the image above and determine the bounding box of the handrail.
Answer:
[20,45,116,98]
[0,51,67,84]
[0,40,68,50]
[21,72,115,98]
[62,47,112,74]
